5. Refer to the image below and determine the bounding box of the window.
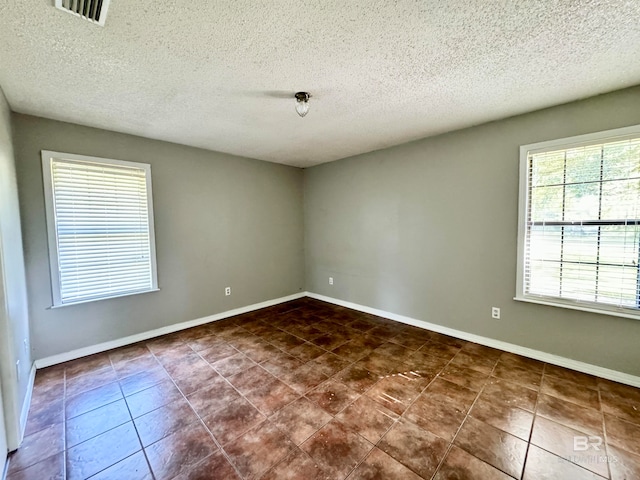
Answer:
[42,151,158,307]
[516,125,640,319]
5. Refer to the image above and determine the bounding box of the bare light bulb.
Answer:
[295,92,310,117]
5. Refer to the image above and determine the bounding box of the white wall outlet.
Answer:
[16,360,20,380]
[329,277,333,285]
[491,307,501,319]
[225,287,231,296]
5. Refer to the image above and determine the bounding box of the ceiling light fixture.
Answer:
[295,92,310,117]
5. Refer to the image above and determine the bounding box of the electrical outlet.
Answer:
[16,360,20,381]
[491,307,501,319]
[225,287,231,296]
[329,277,333,285]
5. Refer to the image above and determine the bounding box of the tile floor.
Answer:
[6,298,640,479]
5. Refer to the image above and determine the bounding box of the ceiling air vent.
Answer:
[54,0,111,26]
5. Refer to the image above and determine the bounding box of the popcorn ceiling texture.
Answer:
[0,1,639,167]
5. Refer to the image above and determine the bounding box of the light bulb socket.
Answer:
[295,92,310,117]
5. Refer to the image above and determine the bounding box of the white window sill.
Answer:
[49,288,160,309]
[514,295,640,321]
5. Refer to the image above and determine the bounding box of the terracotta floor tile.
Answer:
[17,299,640,479]
[173,450,241,480]
[378,418,448,479]
[417,341,460,361]
[125,378,184,418]
[198,342,239,364]
[118,366,170,397]
[187,335,225,352]
[66,398,131,447]
[434,445,513,480]
[280,363,330,394]
[145,422,218,480]
[134,397,200,446]
[270,397,332,445]
[608,445,640,480]
[541,375,600,410]
[262,448,330,480]
[173,363,224,396]
[64,353,112,380]
[228,364,276,394]
[66,422,141,480]
[186,380,243,418]
[6,452,64,480]
[66,367,118,397]
[498,352,545,373]
[454,416,527,479]
[544,363,598,389]
[404,392,467,442]
[598,378,640,405]
[536,392,604,436]
[389,332,429,351]
[600,390,640,426]
[307,352,351,377]
[288,341,326,362]
[530,416,609,477]
[336,395,398,444]
[335,364,381,393]
[365,376,422,416]
[244,378,300,415]
[605,413,640,456]
[301,419,373,478]
[262,353,305,377]
[89,451,153,480]
[493,362,542,390]
[481,376,538,411]
[438,365,490,392]
[307,379,360,415]
[459,342,500,357]
[347,447,422,480]
[331,341,373,363]
[24,398,63,437]
[7,424,64,474]
[65,382,123,419]
[469,396,534,440]
[113,355,161,379]
[241,340,282,363]
[356,352,398,375]
[224,421,295,479]
[108,342,152,365]
[202,398,266,445]
[449,350,498,375]
[523,445,604,480]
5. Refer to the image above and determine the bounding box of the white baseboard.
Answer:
[18,364,36,442]
[34,292,306,369]
[307,292,640,388]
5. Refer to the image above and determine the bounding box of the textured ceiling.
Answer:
[1,1,640,167]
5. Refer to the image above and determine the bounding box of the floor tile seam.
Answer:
[148,342,245,480]
[108,351,157,480]
[442,354,519,480]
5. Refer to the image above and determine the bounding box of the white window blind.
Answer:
[517,126,640,318]
[42,151,158,307]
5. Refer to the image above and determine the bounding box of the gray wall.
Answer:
[305,86,640,376]
[13,114,304,360]
[0,88,31,448]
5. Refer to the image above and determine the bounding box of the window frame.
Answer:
[515,124,640,320]
[42,150,159,308]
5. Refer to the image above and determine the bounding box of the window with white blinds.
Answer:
[42,151,158,307]
[516,125,640,319]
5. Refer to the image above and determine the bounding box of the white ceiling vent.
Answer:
[54,0,111,26]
